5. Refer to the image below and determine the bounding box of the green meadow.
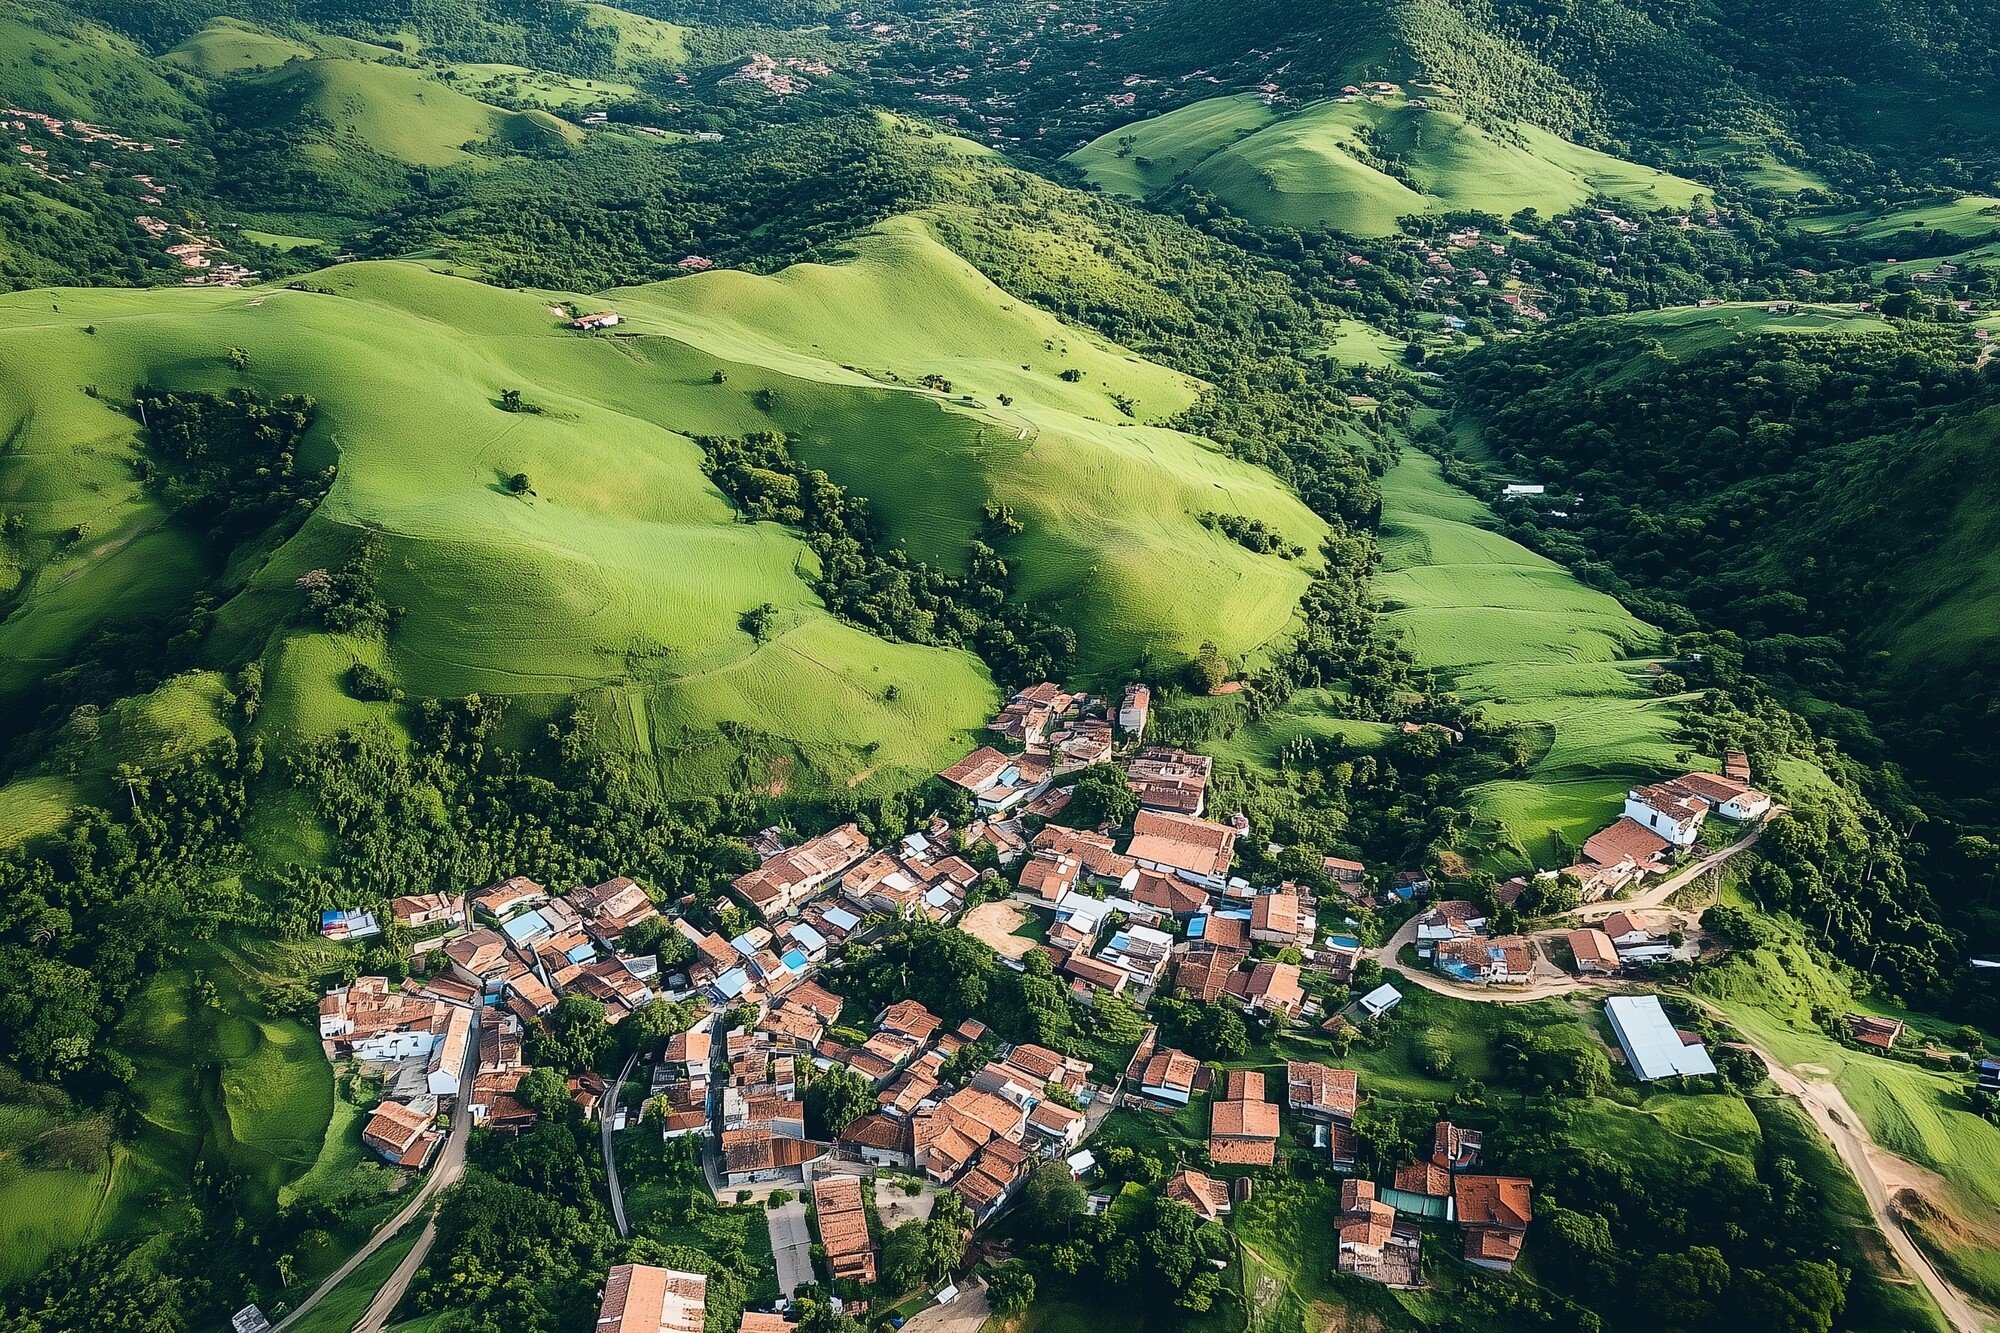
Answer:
[1796,194,2000,242]
[0,219,1321,800]
[1373,452,1683,866]
[1069,94,1704,236]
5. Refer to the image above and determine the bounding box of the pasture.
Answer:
[1069,94,1704,236]
[1373,452,1683,866]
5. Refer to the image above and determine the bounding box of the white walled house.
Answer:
[1623,783,1707,847]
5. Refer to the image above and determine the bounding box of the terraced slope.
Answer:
[1069,93,1705,235]
[1373,451,1683,865]
[0,224,1321,798]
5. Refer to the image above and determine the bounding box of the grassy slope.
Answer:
[229,57,581,169]
[1374,451,1682,866]
[1699,932,2000,1306]
[1068,94,1704,236]
[162,17,312,77]
[0,228,1321,796]
[1795,194,2000,240]
[612,216,1327,680]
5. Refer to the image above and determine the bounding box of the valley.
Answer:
[0,1,1998,1332]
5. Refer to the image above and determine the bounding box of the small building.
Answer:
[1624,782,1708,848]
[1566,928,1620,975]
[361,1100,440,1169]
[1337,1179,1422,1286]
[1285,1061,1358,1124]
[1845,1014,1905,1050]
[1454,1175,1532,1272]
[1125,809,1237,888]
[1357,984,1402,1019]
[1119,682,1151,739]
[572,311,623,331]
[1605,995,1716,1081]
[597,1263,706,1333]
[1209,1071,1279,1167]
[1164,1167,1232,1221]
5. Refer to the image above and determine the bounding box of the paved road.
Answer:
[1373,821,1773,1005]
[275,1006,482,1333]
[603,1051,639,1238]
[767,1198,815,1298]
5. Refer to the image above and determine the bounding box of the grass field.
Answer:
[1796,194,2000,241]
[444,62,636,109]
[1317,318,1407,368]
[163,17,313,77]
[0,217,1324,797]
[1374,451,1682,866]
[1068,94,1704,236]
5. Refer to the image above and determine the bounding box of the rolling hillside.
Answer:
[1373,451,1683,866]
[0,225,1322,805]
[1070,92,1704,235]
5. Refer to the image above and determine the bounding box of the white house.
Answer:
[1119,683,1150,739]
[1623,782,1707,847]
[1500,483,1545,498]
[426,1004,473,1097]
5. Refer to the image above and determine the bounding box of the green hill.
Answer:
[0,226,1322,799]
[162,17,312,77]
[1070,93,1704,235]
[1374,451,1683,865]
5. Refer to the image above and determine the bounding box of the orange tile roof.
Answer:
[1125,809,1236,877]
[1453,1175,1532,1230]
[598,1263,707,1333]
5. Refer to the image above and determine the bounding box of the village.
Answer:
[289,670,1823,1332]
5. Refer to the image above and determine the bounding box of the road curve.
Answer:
[275,1006,482,1333]
[603,1051,639,1238]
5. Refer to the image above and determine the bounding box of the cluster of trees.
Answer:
[698,431,1074,687]
[136,387,327,549]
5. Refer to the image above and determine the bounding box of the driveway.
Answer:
[767,1198,815,1298]
[899,1278,990,1333]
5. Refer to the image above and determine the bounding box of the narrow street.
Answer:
[275,1006,482,1333]
[766,1197,815,1298]
[603,1051,639,1237]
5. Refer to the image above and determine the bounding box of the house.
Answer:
[1846,1014,1905,1050]
[1664,770,1773,821]
[720,1127,829,1187]
[1357,983,1402,1019]
[1225,960,1306,1019]
[1414,900,1486,948]
[1600,911,1654,949]
[1433,935,1534,985]
[1033,824,1139,889]
[1125,809,1236,887]
[1580,817,1673,881]
[1130,868,1207,917]
[739,1314,797,1333]
[812,1175,876,1283]
[596,1264,706,1333]
[1724,750,1751,783]
[989,682,1077,747]
[1119,683,1151,738]
[1250,889,1310,946]
[1135,1047,1200,1105]
[732,823,870,921]
[1978,1059,2000,1095]
[877,999,942,1044]
[1017,850,1081,907]
[1164,1168,1232,1221]
[319,909,380,942]
[940,746,1050,813]
[362,1100,441,1168]
[471,875,546,921]
[1499,483,1545,498]
[840,1112,914,1169]
[1209,1070,1279,1167]
[1454,1175,1532,1272]
[569,876,659,942]
[1127,746,1213,816]
[317,978,448,1060]
[1027,1098,1086,1149]
[1337,1180,1422,1286]
[391,893,463,930]
[955,1138,1031,1224]
[1566,928,1620,975]
[1285,1061,1359,1123]
[427,1003,473,1096]
[1322,856,1366,885]
[1391,870,1431,900]
[1624,782,1708,847]
[1063,952,1131,1002]
[1002,1042,1091,1094]
[1175,945,1242,1003]
[1605,995,1716,1080]
[571,311,623,331]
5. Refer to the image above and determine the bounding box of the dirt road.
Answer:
[899,1278,991,1333]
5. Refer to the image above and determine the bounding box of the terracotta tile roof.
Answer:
[1465,1226,1525,1265]
[785,981,845,1024]
[1285,1062,1359,1119]
[1018,850,1081,902]
[1393,1160,1451,1197]
[1210,1097,1279,1140]
[1139,1048,1199,1095]
[598,1264,706,1333]
[1221,1068,1265,1101]
[1567,928,1619,972]
[1582,817,1673,869]
[1027,1099,1083,1135]
[1063,953,1129,992]
[878,1000,941,1042]
[1454,1175,1533,1229]
[1175,946,1241,1002]
[1131,869,1207,915]
[1251,890,1302,938]
[1201,914,1250,951]
[1164,1168,1231,1220]
[940,746,1014,791]
[1032,824,1137,882]
[444,927,514,977]
[1225,960,1304,1014]
[1125,809,1236,878]
[839,1112,910,1154]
